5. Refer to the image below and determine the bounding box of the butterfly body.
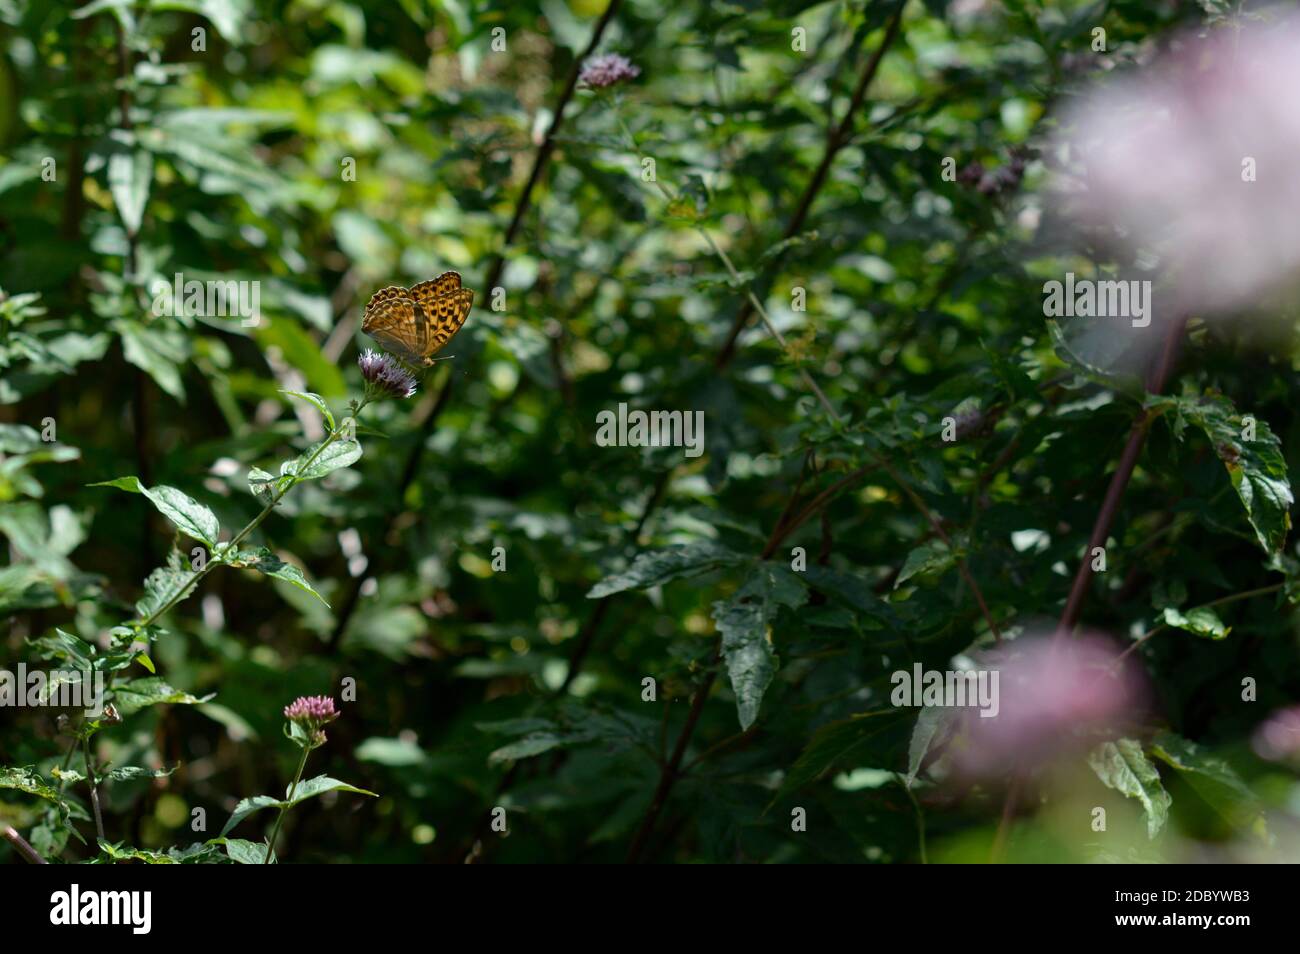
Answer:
[362,271,474,368]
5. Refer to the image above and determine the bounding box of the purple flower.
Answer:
[579,53,640,90]
[1054,13,1300,319]
[1252,706,1300,766]
[284,695,339,745]
[358,349,417,400]
[949,633,1146,780]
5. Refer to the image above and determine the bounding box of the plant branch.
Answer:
[82,736,105,843]
[1057,316,1189,636]
[714,1,906,366]
[2,825,48,864]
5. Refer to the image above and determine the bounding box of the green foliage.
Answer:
[0,0,1295,867]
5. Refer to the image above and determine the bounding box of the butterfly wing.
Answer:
[409,271,462,301]
[407,279,473,363]
[363,285,411,322]
[361,294,424,365]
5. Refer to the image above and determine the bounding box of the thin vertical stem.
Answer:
[265,745,311,864]
[82,736,105,843]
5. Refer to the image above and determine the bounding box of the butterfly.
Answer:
[361,271,474,368]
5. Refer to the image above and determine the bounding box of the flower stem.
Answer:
[3,825,48,864]
[265,744,312,864]
[82,736,105,844]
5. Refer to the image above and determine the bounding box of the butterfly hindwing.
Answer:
[361,295,424,365]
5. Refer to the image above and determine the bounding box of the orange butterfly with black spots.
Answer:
[361,271,474,368]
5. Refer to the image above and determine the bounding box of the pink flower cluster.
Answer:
[951,633,1146,780]
[358,349,417,400]
[579,53,640,89]
[1056,14,1300,318]
[284,695,339,730]
[1252,706,1300,766]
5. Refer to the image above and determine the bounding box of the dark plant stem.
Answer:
[82,736,105,843]
[714,1,906,366]
[1057,316,1189,636]
[625,643,720,864]
[265,745,311,864]
[996,316,1189,854]
[3,825,47,864]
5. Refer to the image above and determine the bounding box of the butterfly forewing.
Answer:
[409,271,462,303]
[363,274,474,367]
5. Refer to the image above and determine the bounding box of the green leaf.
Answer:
[773,710,910,803]
[1088,738,1172,839]
[1160,606,1230,640]
[1152,394,1292,555]
[97,839,178,863]
[247,465,279,502]
[220,775,377,836]
[1150,733,1262,833]
[711,564,807,730]
[895,539,955,588]
[107,147,153,235]
[488,730,590,764]
[587,542,740,599]
[135,561,193,620]
[112,678,213,717]
[115,320,188,403]
[285,438,362,480]
[906,707,953,787]
[235,547,328,606]
[0,766,65,806]
[222,837,273,864]
[90,477,219,547]
[280,389,335,431]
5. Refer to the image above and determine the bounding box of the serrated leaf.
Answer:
[0,766,65,806]
[222,837,273,864]
[906,706,953,787]
[895,539,955,588]
[112,678,213,717]
[772,709,910,803]
[134,562,193,621]
[285,438,362,480]
[280,389,335,431]
[1150,733,1262,833]
[107,148,152,235]
[220,775,377,836]
[1152,395,1292,555]
[247,465,279,502]
[240,547,328,606]
[587,542,740,599]
[1088,738,1172,839]
[90,477,219,547]
[711,564,807,730]
[1160,606,1230,640]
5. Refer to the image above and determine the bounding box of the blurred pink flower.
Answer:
[951,633,1146,779]
[1252,705,1300,765]
[1056,14,1300,317]
[578,53,640,90]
